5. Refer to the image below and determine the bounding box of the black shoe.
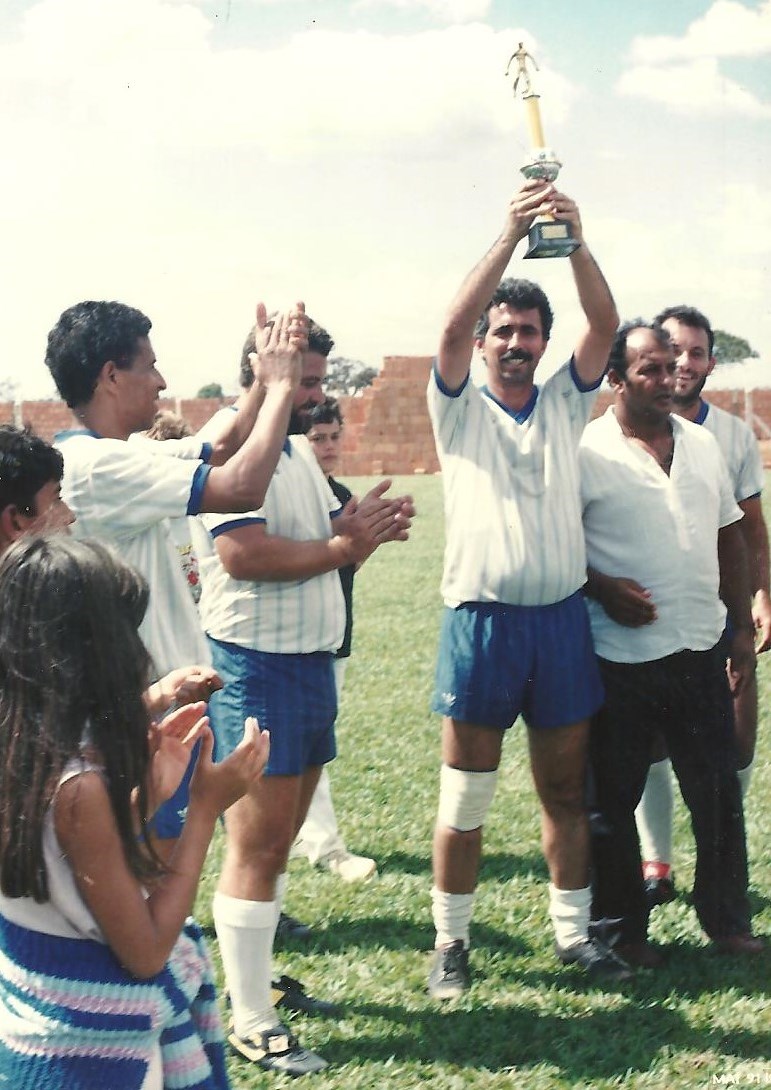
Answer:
[271,974,341,1017]
[228,1023,328,1075]
[555,937,633,981]
[644,875,676,910]
[427,940,470,1000]
[276,912,313,943]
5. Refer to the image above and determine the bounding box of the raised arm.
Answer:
[437,179,555,391]
[558,200,619,386]
[200,305,306,513]
[55,721,268,979]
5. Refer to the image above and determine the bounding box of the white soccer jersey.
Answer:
[427,360,600,607]
[580,408,742,663]
[56,430,212,676]
[698,401,763,503]
[198,434,346,654]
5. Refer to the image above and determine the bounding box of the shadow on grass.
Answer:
[376,848,549,882]
[320,997,771,1081]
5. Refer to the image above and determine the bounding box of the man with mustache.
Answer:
[426,178,628,999]
[634,305,771,908]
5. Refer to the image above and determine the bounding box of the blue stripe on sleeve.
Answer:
[210,517,266,538]
[570,355,606,392]
[433,360,470,398]
[186,463,212,515]
[200,441,213,463]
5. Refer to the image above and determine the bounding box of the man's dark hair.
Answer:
[238,319,335,389]
[45,301,152,409]
[474,278,554,341]
[0,425,63,517]
[608,319,671,380]
[303,397,343,433]
[653,304,714,356]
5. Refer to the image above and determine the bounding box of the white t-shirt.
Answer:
[579,407,742,663]
[697,400,763,503]
[427,360,601,607]
[198,433,346,654]
[56,430,212,676]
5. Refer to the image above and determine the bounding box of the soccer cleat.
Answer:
[427,939,470,1000]
[271,974,341,1017]
[275,912,313,943]
[555,937,633,981]
[228,1023,328,1075]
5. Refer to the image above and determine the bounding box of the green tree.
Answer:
[713,330,759,365]
[325,357,377,397]
[196,382,224,399]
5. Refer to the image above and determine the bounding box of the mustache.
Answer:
[500,349,534,365]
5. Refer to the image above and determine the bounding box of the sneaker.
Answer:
[276,912,313,943]
[644,875,677,910]
[555,937,633,981]
[228,1023,328,1075]
[427,940,470,1000]
[321,849,377,883]
[272,974,341,1017]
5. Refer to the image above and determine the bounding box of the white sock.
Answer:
[431,886,474,949]
[635,758,674,866]
[738,757,754,799]
[273,872,288,928]
[548,884,591,949]
[213,891,277,1039]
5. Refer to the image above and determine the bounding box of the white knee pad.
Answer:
[437,765,498,832]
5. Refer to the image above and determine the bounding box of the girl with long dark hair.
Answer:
[0,535,268,1089]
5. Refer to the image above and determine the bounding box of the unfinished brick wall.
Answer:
[6,365,771,472]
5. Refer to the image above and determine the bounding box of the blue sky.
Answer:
[0,0,769,399]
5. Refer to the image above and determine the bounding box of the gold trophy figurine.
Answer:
[506,43,579,259]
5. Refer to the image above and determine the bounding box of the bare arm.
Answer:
[558,200,618,386]
[202,380,266,467]
[215,481,413,582]
[200,305,306,514]
[436,179,555,391]
[738,495,771,651]
[718,520,756,695]
[56,722,268,979]
[585,567,657,627]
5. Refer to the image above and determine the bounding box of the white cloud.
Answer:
[353,0,491,23]
[617,56,771,117]
[629,0,771,64]
[0,2,577,165]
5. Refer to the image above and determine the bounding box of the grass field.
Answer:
[195,473,771,1090]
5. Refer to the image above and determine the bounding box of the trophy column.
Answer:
[506,43,580,260]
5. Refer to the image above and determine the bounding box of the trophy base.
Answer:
[523,219,580,260]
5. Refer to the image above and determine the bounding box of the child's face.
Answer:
[307,422,342,476]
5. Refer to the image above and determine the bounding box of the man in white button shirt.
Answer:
[580,320,763,964]
[635,305,771,907]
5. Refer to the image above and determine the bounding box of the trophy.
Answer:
[506,43,579,259]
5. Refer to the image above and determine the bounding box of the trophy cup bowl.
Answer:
[520,149,580,260]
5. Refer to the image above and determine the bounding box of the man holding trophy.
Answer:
[425,46,625,997]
